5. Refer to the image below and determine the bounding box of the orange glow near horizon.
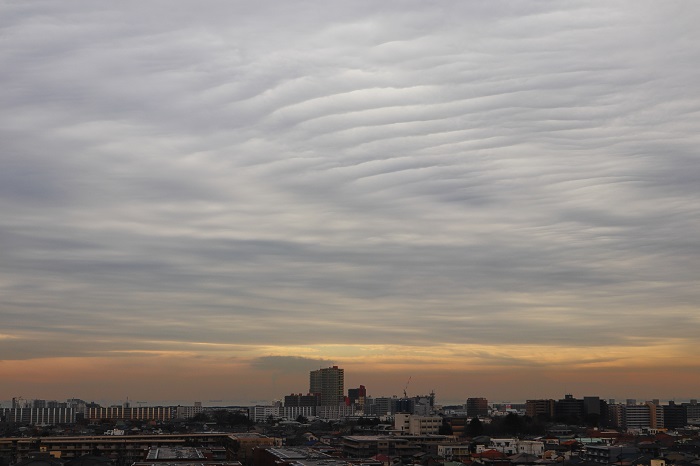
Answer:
[2,338,699,403]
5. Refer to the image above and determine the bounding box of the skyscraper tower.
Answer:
[310,366,344,406]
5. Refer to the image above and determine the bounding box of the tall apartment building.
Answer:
[466,398,489,418]
[310,366,344,406]
[683,400,700,423]
[348,385,367,409]
[583,397,601,416]
[283,393,319,419]
[363,396,393,416]
[526,399,555,419]
[555,394,584,422]
[622,404,651,430]
[663,401,687,429]
[413,395,434,416]
[607,402,624,428]
[394,398,414,414]
[646,400,664,429]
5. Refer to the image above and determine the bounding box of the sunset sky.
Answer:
[1,1,699,406]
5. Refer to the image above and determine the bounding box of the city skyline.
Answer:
[1,2,700,403]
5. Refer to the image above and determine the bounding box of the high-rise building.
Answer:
[607,402,624,428]
[466,398,489,418]
[348,385,367,409]
[310,366,344,406]
[664,401,687,429]
[526,399,555,419]
[555,394,584,422]
[682,400,700,423]
[284,393,319,408]
[622,403,651,429]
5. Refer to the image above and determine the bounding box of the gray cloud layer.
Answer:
[1,1,699,361]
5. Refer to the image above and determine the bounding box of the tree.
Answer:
[212,410,229,426]
[467,417,484,437]
[191,412,209,423]
[296,415,308,424]
[439,418,453,435]
[584,413,600,428]
[502,413,523,435]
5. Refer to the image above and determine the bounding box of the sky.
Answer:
[1,1,699,406]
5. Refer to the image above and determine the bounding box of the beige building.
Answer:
[394,414,442,435]
[310,366,345,406]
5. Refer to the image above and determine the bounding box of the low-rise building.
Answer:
[516,441,544,456]
[87,406,173,422]
[0,407,76,425]
[437,444,472,462]
[342,435,450,461]
[394,414,442,435]
[582,445,640,464]
[0,433,271,465]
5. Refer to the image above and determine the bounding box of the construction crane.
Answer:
[403,376,411,398]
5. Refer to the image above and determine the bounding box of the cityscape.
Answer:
[2,3,700,466]
[2,366,700,466]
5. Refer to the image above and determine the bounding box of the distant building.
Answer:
[646,400,664,429]
[316,403,354,420]
[174,402,204,419]
[87,405,172,422]
[622,404,651,430]
[365,397,393,416]
[682,399,700,423]
[412,395,434,415]
[663,401,687,429]
[282,393,318,419]
[583,397,601,416]
[250,404,281,423]
[466,398,489,418]
[284,394,319,408]
[394,414,442,435]
[555,395,583,422]
[394,398,414,414]
[348,385,367,408]
[0,408,75,426]
[310,366,344,406]
[607,402,624,428]
[526,400,555,419]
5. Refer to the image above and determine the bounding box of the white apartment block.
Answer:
[490,438,518,454]
[517,440,545,456]
[394,413,442,435]
[251,404,281,423]
[175,402,204,419]
[479,439,544,456]
[438,444,472,460]
[283,405,316,420]
[317,403,355,420]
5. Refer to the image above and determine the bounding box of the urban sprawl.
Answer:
[2,367,700,466]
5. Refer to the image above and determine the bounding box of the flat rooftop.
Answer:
[146,447,205,460]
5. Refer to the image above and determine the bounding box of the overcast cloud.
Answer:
[1,1,699,399]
